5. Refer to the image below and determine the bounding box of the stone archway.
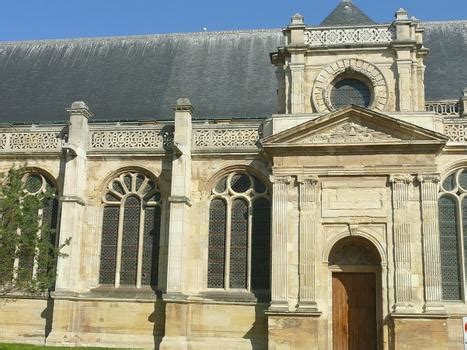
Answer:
[329,236,382,350]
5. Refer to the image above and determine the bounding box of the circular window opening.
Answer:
[330,78,371,110]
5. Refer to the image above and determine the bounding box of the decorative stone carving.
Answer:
[312,58,388,113]
[89,129,174,150]
[303,120,400,144]
[444,123,465,142]
[193,128,259,148]
[304,26,395,47]
[1,132,62,151]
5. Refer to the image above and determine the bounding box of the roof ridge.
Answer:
[0,28,283,45]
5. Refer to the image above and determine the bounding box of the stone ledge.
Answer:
[390,312,449,319]
[265,310,322,317]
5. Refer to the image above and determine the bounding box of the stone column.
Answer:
[390,174,415,313]
[165,98,193,298]
[417,175,446,313]
[55,101,92,292]
[269,175,292,311]
[297,176,319,312]
[286,13,305,114]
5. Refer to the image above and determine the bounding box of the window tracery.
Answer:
[100,172,162,288]
[439,168,467,300]
[207,172,271,292]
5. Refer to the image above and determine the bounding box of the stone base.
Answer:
[46,331,157,348]
[160,336,262,350]
[392,317,448,349]
[267,313,325,350]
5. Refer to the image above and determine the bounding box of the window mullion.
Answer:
[115,202,125,288]
[32,208,44,280]
[247,199,253,292]
[136,200,145,288]
[225,199,232,290]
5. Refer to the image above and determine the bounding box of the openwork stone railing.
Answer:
[89,125,174,152]
[444,121,467,142]
[304,25,395,47]
[0,128,64,153]
[425,100,462,116]
[193,125,260,151]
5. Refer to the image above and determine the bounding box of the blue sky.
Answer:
[0,0,465,41]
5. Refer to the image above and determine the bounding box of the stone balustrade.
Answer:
[425,100,462,116]
[0,127,64,153]
[304,25,395,47]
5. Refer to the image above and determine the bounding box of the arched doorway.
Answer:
[329,236,382,350]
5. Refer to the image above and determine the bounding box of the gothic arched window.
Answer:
[100,172,162,288]
[11,172,59,282]
[438,168,467,300]
[207,173,271,292]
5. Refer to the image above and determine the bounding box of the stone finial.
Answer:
[66,100,93,119]
[173,97,193,113]
[395,8,409,20]
[342,0,351,3]
[291,13,304,25]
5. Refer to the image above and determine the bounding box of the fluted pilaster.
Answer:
[297,176,319,311]
[417,174,446,313]
[269,175,292,310]
[390,174,415,312]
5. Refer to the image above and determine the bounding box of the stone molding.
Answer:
[312,58,388,113]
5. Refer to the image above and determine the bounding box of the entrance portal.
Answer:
[329,237,381,350]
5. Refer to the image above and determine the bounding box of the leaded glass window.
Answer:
[330,78,371,109]
[100,172,162,288]
[207,172,270,292]
[439,168,467,300]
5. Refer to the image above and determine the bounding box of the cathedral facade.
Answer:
[1,1,467,349]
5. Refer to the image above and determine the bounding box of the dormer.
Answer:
[271,1,429,115]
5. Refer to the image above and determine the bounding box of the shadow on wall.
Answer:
[41,296,54,340]
[243,304,269,350]
[148,300,166,349]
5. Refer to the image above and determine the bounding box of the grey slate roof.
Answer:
[320,1,376,27]
[0,21,465,123]
[0,30,284,123]
[423,21,467,101]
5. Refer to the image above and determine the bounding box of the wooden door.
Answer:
[332,273,377,350]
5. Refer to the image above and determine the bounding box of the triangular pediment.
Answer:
[261,106,448,153]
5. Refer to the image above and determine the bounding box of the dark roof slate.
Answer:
[320,1,376,27]
[423,21,467,100]
[0,30,284,123]
[0,21,465,123]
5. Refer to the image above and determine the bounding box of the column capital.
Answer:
[389,174,414,184]
[297,175,319,185]
[270,175,293,184]
[417,174,441,184]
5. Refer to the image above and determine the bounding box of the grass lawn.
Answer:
[0,344,125,350]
